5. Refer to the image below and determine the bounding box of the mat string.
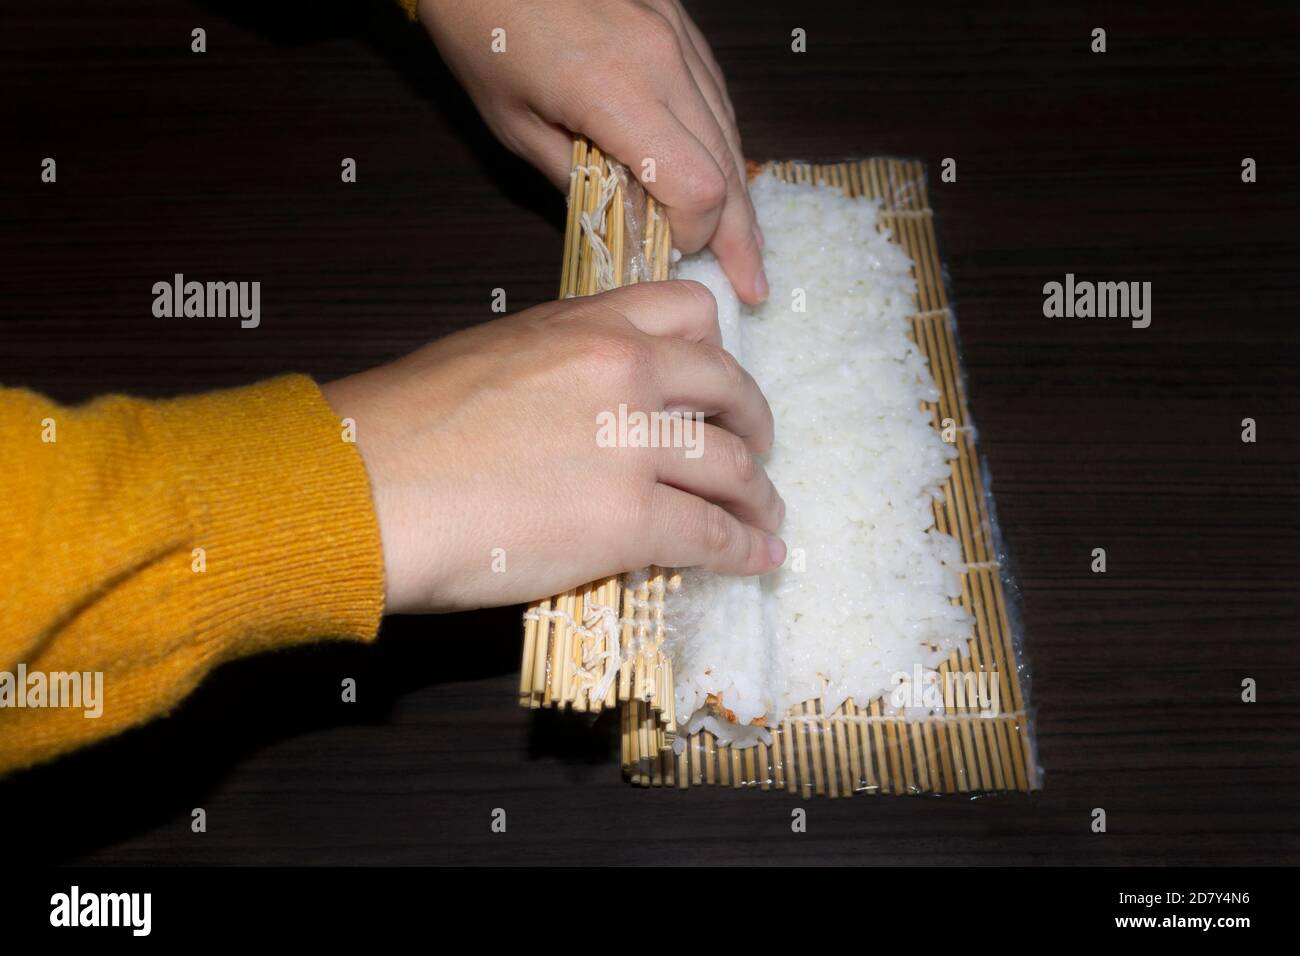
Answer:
[781,709,1025,726]
[521,599,662,639]
[522,588,667,699]
[577,163,619,292]
[578,601,622,700]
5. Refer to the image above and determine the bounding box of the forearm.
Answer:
[0,375,385,774]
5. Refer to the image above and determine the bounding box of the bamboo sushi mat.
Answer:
[519,138,1039,797]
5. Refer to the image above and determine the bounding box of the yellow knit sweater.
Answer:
[0,376,386,774]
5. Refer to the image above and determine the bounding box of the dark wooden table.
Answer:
[4,0,1297,866]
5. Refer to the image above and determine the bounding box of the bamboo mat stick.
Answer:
[778,719,793,793]
[621,695,632,769]
[530,598,550,707]
[869,698,889,794]
[554,590,573,707]
[618,581,635,701]
[558,139,586,297]
[796,701,813,799]
[845,700,863,792]
[575,147,600,295]
[569,585,588,712]
[520,603,539,705]
[883,712,902,795]
[811,701,828,798]
[833,704,852,795]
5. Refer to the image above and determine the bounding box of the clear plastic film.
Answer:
[558,141,659,298]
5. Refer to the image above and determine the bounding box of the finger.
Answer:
[654,424,784,533]
[676,6,738,124]
[500,110,575,191]
[577,96,726,256]
[646,483,785,576]
[589,279,721,347]
[678,31,761,249]
[663,77,766,303]
[658,3,746,184]
[707,177,766,304]
[678,38,754,226]
[650,336,774,454]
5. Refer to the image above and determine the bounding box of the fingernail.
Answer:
[766,535,786,567]
[753,223,765,249]
[754,268,769,302]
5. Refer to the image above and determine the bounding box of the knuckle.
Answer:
[765,482,784,529]
[674,278,715,310]
[753,406,775,455]
[611,483,657,570]
[623,482,657,539]
[671,280,718,329]
[572,95,621,140]
[636,11,681,58]
[724,434,757,484]
[717,150,742,187]
[682,166,727,211]
[700,503,733,556]
[711,346,747,391]
[584,330,650,381]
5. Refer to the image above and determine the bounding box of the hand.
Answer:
[418,0,767,305]
[321,281,785,614]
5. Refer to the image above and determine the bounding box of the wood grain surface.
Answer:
[2,0,1297,865]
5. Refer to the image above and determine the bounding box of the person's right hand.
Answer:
[321,281,785,615]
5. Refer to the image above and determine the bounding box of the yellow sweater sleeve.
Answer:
[0,375,386,774]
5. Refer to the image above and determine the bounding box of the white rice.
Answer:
[666,170,971,749]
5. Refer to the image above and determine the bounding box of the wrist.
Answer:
[319,373,431,615]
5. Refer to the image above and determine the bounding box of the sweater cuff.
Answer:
[157,375,386,660]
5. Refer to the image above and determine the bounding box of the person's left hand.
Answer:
[417,0,767,305]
